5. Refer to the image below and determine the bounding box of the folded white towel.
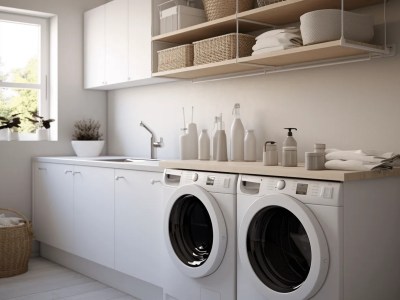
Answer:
[325,160,392,171]
[325,149,400,165]
[253,33,302,51]
[256,27,300,40]
[252,45,297,55]
[0,213,24,227]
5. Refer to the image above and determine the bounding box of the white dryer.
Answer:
[237,174,400,300]
[162,169,238,300]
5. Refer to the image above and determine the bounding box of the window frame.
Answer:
[0,11,50,140]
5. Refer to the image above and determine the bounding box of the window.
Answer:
[0,11,49,138]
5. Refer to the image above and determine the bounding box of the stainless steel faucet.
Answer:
[140,121,162,159]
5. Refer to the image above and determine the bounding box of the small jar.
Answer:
[305,152,325,170]
[314,143,326,154]
[263,141,278,166]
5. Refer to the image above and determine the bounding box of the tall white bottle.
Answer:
[211,116,219,160]
[230,103,245,161]
[244,129,256,162]
[198,129,210,160]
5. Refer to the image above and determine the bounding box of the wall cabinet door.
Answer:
[73,166,115,269]
[33,163,75,253]
[114,169,163,286]
[84,4,106,88]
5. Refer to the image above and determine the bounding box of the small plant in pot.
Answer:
[27,111,55,140]
[0,113,21,141]
[71,119,104,157]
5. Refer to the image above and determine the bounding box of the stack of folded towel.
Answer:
[0,213,24,228]
[325,149,400,171]
[252,27,303,56]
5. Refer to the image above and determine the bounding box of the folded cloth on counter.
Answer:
[325,160,393,171]
[324,149,400,171]
[0,213,24,228]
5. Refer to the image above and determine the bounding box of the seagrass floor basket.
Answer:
[202,0,254,21]
[193,33,255,65]
[0,208,33,278]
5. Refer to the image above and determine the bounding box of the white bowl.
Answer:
[71,140,105,157]
[300,9,374,46]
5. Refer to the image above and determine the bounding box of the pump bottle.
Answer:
[282,128,298,167]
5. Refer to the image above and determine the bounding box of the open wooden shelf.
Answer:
[152,40,386,79]
[152,0,388,79]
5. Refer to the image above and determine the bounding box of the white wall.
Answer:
[107,1,400,161]
[0,0,107,217]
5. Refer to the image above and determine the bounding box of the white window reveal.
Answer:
[0,11,50,140]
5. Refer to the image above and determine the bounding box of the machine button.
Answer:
[276,180,286,190]
[321,186,333,199]
[192,173,199,182]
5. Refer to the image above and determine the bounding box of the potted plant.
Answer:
[0,114,21,141]
[27,111,55,140]
[71,118,104,157]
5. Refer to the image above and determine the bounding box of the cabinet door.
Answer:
[105,0,129,85]
[73,166,115,268]
[128,0,152,81]
[84,4,106,88]
[33,163,74,253]
[114,170,163,286]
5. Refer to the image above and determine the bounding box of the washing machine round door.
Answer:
[165,184,227,278]
[238,194,329,300]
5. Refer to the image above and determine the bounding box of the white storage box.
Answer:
[300,9,374,46]
[160,5,206,34]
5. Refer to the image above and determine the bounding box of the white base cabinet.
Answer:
[33,162,163,285]
[115,169,163,286]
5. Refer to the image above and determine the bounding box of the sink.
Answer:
[94,157,159,163]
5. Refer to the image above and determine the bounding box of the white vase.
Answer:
[0,130,8,141]
[71,140,105,157]
[37,128,50,141]
[8,129,19,141]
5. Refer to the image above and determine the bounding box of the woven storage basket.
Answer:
[0,208,33,278]
[257,0,285,7]
[194,33,255,65]
[202,0,254,21]
[158,44,194,72]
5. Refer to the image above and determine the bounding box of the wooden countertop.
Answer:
[159,160,400,182]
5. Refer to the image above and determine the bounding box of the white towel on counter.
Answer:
[324,149,400,171]
[0,213,24,228]
[325,160,392,172]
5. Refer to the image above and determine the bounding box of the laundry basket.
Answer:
[202,0,253,21]
[0,208,33,278]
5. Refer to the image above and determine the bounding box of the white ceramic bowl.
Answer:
[300,9,374,46]
[71,140,105,157]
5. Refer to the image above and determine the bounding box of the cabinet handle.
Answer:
[115,176,125,181]
[73,171,81,175]
[150,179,161,185]
[65,170,73,174]
[38,167,47,171]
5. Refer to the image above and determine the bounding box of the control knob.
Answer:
[276,180,286,190]
[192,173,199,182]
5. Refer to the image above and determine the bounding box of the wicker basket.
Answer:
[0,208,33,278]
[257,0,285,7]
[202,0,254,21]
[193,33,255,65]
[158,44,194,72]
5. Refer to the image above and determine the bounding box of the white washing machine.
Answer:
[237,174,400,300]
[162,169,238,300]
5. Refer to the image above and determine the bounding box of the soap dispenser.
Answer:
[282,128,298,167]
[263,141,278,166]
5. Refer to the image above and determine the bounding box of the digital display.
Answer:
[296,183,308,195]
[206,176,215,186]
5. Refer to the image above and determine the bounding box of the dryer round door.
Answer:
[238,194,329,300]
[165,184,227,278]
